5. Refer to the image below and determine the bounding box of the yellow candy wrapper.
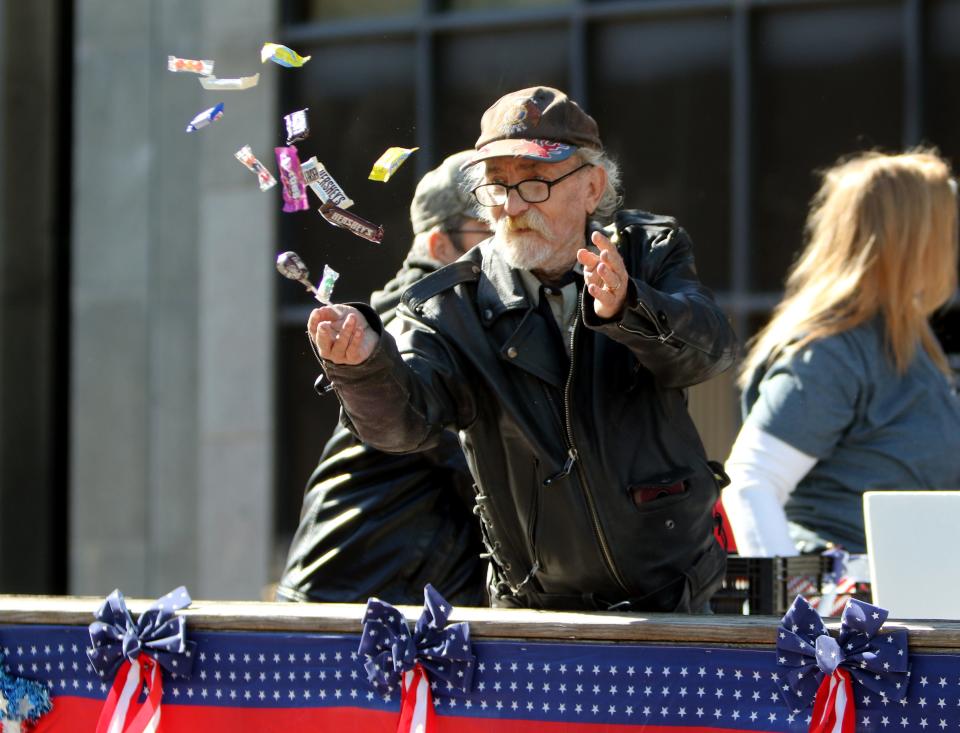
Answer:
[260,43,311,68]
[368,146,419,182]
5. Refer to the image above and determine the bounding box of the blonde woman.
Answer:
[723,150,960,557]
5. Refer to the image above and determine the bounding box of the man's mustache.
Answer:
[498,210,552,239]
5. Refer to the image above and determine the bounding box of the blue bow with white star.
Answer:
[87,586,197,681]
[0,654,51,724]
[776,594,910,709]
[358,583,475,694]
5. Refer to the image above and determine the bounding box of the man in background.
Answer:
[276,151,490,605]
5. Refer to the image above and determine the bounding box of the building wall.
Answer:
[70,0,277,599]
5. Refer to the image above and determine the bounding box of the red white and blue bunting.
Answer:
[87,587,195,733]
[776,595,910,733]
[359,584,475,733]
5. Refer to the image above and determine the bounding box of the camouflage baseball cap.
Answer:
[464,86,602,167]
[410,150,481,235]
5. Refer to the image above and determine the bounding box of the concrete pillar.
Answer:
[71,0,276,599]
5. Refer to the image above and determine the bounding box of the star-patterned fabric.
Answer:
[777,595,910,710]
[359,583,474,695]
[0,624,959,732]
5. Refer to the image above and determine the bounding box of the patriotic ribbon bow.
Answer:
[358,584,475,733]
[87,586,196,733]
[0,654,52,733]
[776,594,910,733]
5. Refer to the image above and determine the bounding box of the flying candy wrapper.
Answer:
[168,56,214,75]
[316,264,340,303]
[235,145,277,191]
[275,146,310,212]
[284,108,310,145]
[368,146,418,182]
[186,102,224,132]
[199,73,260,91]
[319,201,384,244]
[261,43,311,68]
[276,251,338,304]
[300,157,354,209]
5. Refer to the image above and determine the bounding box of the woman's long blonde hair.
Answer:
[740,149,958,387]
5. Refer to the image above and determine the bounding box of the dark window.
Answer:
[278,39,418,307]
[276,38,419,542]
[293,0,417,23]
[435,27,569,159]
[926,0,960,361]
[590,15,732,290]
[752,4,903,292]
[441,0,567,9]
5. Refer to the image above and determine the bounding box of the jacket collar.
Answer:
[476,240,531,323]
[474,241,573,389]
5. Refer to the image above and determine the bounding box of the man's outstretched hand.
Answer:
[308,305,379,365]
[577,230,628,320]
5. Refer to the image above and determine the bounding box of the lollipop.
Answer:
[276,252,338,304]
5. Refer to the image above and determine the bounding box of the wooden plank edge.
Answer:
[0,596,957,650]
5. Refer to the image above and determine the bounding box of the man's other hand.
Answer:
[577,230,628,319]
[308,305,379,365]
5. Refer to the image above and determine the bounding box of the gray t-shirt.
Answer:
[742,319,960,552]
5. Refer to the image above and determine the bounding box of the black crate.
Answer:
[710,555,834,615]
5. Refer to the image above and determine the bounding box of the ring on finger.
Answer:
[601,280,619,294]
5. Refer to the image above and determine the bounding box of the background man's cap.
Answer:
[465,86,602,167]
[410,150,482,234]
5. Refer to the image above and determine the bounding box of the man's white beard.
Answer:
[490,210,576,275]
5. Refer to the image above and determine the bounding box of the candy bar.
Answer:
[368,146,418,182]
[199,73,260,91]
[300,157,354,209]
[185,103,224,132]
[260,43,311,68]
[284,108,310,145]
[319,202,384,244]
[235,145,277,191]
[274,146,310,213]
[168,56,214,75]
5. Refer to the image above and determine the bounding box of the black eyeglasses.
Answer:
[471,163,592,207]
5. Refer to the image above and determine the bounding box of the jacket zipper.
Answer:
[546,295,630,595]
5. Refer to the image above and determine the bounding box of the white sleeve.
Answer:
[721,422,818,557]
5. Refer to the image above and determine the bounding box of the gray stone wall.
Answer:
[71,0,277,599]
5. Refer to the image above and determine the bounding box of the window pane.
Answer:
[276,39,418,543]
[590,16,732,291]
[278,39,418,307]
[753,4,903,292]
[293,0,417,23]
[435,27,569,159]
[928,0,960,164]
[442,0,567,10]
[926,0,960,361]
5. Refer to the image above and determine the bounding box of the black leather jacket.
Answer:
[277,256,487,606]
[322,211,737,612]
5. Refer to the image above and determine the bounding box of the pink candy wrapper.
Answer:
[274,146,309,213]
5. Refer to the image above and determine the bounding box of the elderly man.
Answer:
[309,87,736,612]
[277,151,490,605]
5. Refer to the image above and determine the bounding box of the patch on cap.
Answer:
[497,98,543,137]
[465,138,576,168]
